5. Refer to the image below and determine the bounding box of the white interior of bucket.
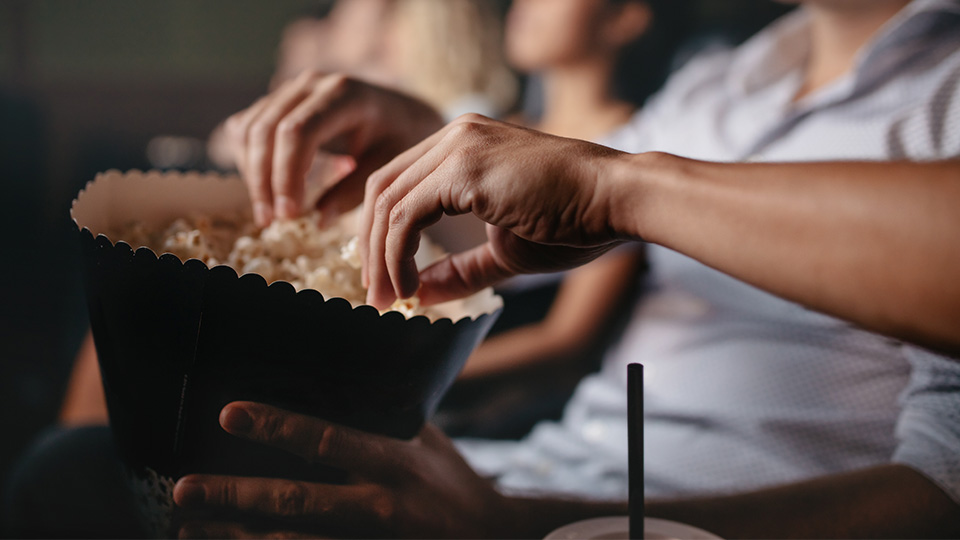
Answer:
[71,169,502,321]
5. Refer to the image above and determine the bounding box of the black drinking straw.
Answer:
[628,363,644,540]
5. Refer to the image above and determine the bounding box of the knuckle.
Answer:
[217,479,239,507]
[323,72,351,94]
[224,113,243,135]
[314,423,342,461]
[368,173,396,202]
[258,413,287,444]
[297,68,322,83]
[274,482,309,517]
[448,121,477,140]
[276,117,304,138]
[364,184,381,208]
[370,491,397,527]
[374,192,395,216]
[459,185,479,211]
[388,203,407,229]
[249,120,272,141]
[366,169,389,194]
[227,118,251,147]
[455,112,486,125]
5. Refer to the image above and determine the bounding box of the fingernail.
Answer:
[173,480,206,507]
[335,156,357,177]
[220,406,253,435]
[179,524,207,539]
[275,195,299,220]
[253,202,273,227]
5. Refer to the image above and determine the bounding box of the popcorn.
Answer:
[115,212,440,318]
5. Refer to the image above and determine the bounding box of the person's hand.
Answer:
[173,402,514,539]
[224,71,444,227]
[360,113,633,308]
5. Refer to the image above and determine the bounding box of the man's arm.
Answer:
[58,332,108,426]
[645,465,960,539]
[615,156,960,357]
[509,466,960,540]
[356,115,960,354]
[174,403,960,539]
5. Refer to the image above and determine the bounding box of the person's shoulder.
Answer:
[638,44,735,122]
[612,44,739,152]
[659,44,736,100]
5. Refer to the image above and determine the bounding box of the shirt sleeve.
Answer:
[892,346,960,504]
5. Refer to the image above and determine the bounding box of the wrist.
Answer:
[604,151,688,245]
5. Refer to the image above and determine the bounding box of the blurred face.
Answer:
[505,0,616,71]
[328,0,395,74]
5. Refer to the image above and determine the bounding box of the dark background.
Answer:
[0,0,792,524]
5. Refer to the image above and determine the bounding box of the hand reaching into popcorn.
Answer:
[218,66,960,353]
[227,74,960,352]
[224,71,444,227]
[358,114,632,309]
[357,114,960,354]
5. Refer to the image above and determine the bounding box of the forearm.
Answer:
[646,465,960,539]
[611,154,960,355]
[500,465,960,539]
[461,324,570,380]
[59,332,108,426]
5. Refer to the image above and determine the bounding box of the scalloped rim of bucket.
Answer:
[71,169,503,324]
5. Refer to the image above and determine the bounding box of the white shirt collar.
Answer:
[726,0,960,103]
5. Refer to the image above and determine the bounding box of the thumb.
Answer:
[314,156,374,227]
[417,243,515,305]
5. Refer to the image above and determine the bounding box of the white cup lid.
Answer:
[544,516,721,540]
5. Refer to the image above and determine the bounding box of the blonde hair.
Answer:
[391,0,518,116]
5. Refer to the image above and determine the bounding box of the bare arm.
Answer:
[58,331,108,426]
[460,250,643,380]
[176,404,960,539]
[617,156,960,356]
[360,116,960,354]
[507,465,960,539]
[643,465,960,539]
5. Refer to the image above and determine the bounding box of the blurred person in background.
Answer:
[155,0,960,537]
[210,0,516,174]
[441,0,691,438]
[9,0,960,538]
[9,2,514,536]
[58,0,517,428]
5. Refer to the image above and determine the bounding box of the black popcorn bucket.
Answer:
[71,170,502,536]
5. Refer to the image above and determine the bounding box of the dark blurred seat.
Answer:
[436,277,641,440]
